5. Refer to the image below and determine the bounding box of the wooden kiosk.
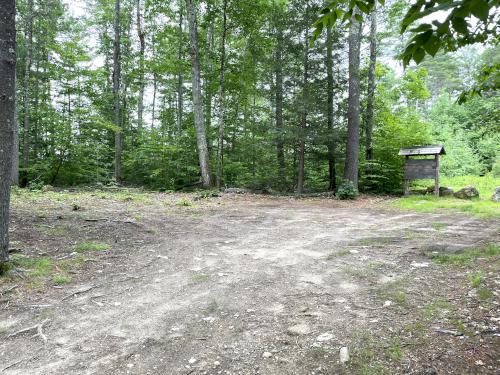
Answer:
[399,145,446,196]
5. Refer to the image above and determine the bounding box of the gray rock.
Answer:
[262,351,272,358]
[492,187,500,202]
[439,187,454,197]
[453,185,479,199]
[224,187,251,194]
[287,323,311,336]
[339,347,350,363]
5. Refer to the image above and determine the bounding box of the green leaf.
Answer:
[451,17,468,35]
[423,34,441,56]
[356,1,369,13]
[355,13,363,22]
[470,0,490,21]
[413,47,426,64]
[409,23,432,33]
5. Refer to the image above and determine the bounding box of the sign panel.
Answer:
[404,159,436,179]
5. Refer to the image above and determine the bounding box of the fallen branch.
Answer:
[7,319,50,343]
[61,285,98,301]
[0,284,18,295]
[1,354,40,372]
[434,328,463,336]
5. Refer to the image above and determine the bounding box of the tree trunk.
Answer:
[12,106,19,186]
[186,0,211,188]
[274,12,285,189]
[365,8,377,161]
[0,0,16,268]
[216,0,228,190]
[297,30,309,195]
[344,15,362,190]
[22,0,34,181]
[113,0,122,181]
[326,26,336,191]
[136,0,145,132]
[176,0,183,134]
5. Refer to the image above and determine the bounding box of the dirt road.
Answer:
[1,193,499,374]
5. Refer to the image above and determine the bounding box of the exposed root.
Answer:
[7,319,51,343]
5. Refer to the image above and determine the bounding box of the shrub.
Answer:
[336,180,358,200]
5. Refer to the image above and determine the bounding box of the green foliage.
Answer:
[427,244,500,266]
[469,271,483,288]
[74,242,110,252]
[336,180,358,199]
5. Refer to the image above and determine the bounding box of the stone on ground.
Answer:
[453,185,479,199]
[492,187,500,202]
[287,323,311,336]
[339,347,350,363]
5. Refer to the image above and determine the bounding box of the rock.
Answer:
[262,351,273,358]
[383,300,392,307]
[224,187,251,194]
[316,333,334,342]
[453,186,479,199]
[492,187,500,202]
[188,357,197,364]
[439,187,454,197]
[339,347,349,363]
[287,323,311,336]
[42,184,54,192]
[410,262,430,268]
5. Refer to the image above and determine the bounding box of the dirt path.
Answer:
[1,193,499,374]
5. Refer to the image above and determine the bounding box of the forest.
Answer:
[0,0,499,374]
[8,0,499,193]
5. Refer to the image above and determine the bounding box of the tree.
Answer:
[136,0,145,131]
[186,0,212,188]
[365,6,377,161]
[22,0,34,184]
[326,26,336,191]
[113,0,122,181]
[344,14,362,189]
[216,0,228,190]
[297,28,309,195]
[0,0,16,271]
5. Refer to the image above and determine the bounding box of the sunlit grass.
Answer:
[426,244,500,266]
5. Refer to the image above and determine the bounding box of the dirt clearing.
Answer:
[1,191,499,374]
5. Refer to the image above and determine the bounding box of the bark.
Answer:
[0,0,16,266]
[176,0,184,134]
[136,0,145,131]
[344,15,362,190]
[216,0,228,190]
[186,0,211,188]
[22,0,34,178]
[204,8,214,131]
[326,26,336,191]
[296,30,309,195]
[113,0,122,181]
[274,13,285,188]
[151,72,157,128]
[365,8,377,161]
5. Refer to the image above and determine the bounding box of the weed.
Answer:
[388,341,402,360]
[423,299,452,320]
[307,347,327,360]
[343,266,377,279]
[469,271,483,288]
[431,222,448,231]
[176,198,193,207]
[358,237,397,246]
[427,244,500,266]
[205,300,218,314]
[52,274,72,285]
[11,256,53,277]
[74,242,110,252]
[191,274,210,283]
[327,249,350,259]
[375,279,408,307]
[477,287,493,300]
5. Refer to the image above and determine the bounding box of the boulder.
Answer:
[453,186,479,199]
[492,187,500,203]
[224,187,251,194]
[42,184,54,192]
[439,187,454,197]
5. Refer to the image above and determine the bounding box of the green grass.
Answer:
[422,299,452,319]
[477,287,493,300]
[327,249,350,259]
[390,175,500,219]
[176,198,193,207]
[430,222,448,231]
[74,242,110,252]
[375,279,408,307]
[11,255,54,277]
[191,274,210,283]
[427,244,499,266]
[52,274,72,285]
[469,271,483,288]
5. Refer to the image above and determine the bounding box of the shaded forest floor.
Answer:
[0,190,499,374]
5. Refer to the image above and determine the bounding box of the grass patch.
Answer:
[375,279,408,307]
[327,249,350,259]
[191,274,210,283]
[469,271,484,288]
[343,266,377,279]
[205,300,219,314]
[427,244,499,266]
[477,287,493,300]
[52,274,72,285]
[430,222,448,231]
[11,255,53,277]
[176,198,193,207]
[422,299,452,320]
[307,347,327,360]
[74,242,110,253]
